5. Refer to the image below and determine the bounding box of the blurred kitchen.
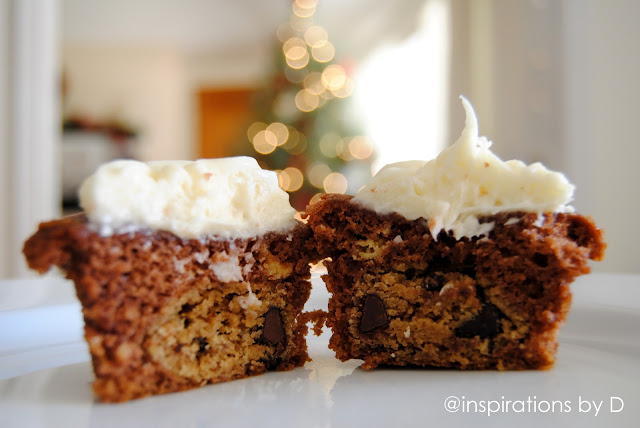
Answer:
[1,0,639,277]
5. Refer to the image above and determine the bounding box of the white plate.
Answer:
[1,273,639,428]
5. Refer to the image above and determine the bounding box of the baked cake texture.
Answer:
[23,157,317,402]
[305,98,605,370]
[306,194,604,370]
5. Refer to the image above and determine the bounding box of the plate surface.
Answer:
[1,272,639,428]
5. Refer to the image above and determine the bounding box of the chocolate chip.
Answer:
[260,357,283,371]
[260,307,286,347]
[195,337,208,356]
[424,274,447,291]
[179,303,194,314]
[404,268,417,280]
[455,302,503,338]
[532,252,548,267]
[359,294,388,333]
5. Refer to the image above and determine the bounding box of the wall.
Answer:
[563,0,640,273]
[63,45,192,161]
[0,0,60,278]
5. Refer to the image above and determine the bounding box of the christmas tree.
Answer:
[236,0,375,210]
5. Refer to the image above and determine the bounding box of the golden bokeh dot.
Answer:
[286,45,308,61]
[308,192,323,206]
[266,122,289,146]
[321,65,347,91]
[304,26,328,48]
[283,167,304,192]
[292,1,315,18]
[295,89,320,112]
[303,72,324,95]
[275,170,290,190]
[323,172,348,194]
[247,122,267,142]
[348,136,373,160]
[319,133,340,157]
[253,130,278,155]
[283,38,306,55]
[337,138,355,161]
[295,0,318,9]
[308,163,332,188]
[331,78,353,98]
[287,132,307,155]
[312,41,335,63]
[286,50,310,69]
[282,126,299,151]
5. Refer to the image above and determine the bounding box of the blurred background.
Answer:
[1,0,638,277]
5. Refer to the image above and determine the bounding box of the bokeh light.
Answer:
[303,72,324,95]
[292,1,316,18]
[319,133,340,157]
[266,122,289,146]
[323,172,348,194]
[321,65,347,91]
[247,122,267,141]
[252,129,278,154]
[295,89,320,112]
[312,41,335,63]
[283,128,307,155]
[336,138,354,161]
[308,163,332,188]
[284,37,310,69]
[308,192,323,205]
[304,26,328,48]
[281,167,304,192]
[331,77,353,98]
[295,0,318,9]
[348,136,374,160]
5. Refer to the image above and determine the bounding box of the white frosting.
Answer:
[210,252,244,282]
[353,97,575,239]
[79,157,297,239]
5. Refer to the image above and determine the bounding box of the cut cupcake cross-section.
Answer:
[305,97,605,370]
[23,157,318,402]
